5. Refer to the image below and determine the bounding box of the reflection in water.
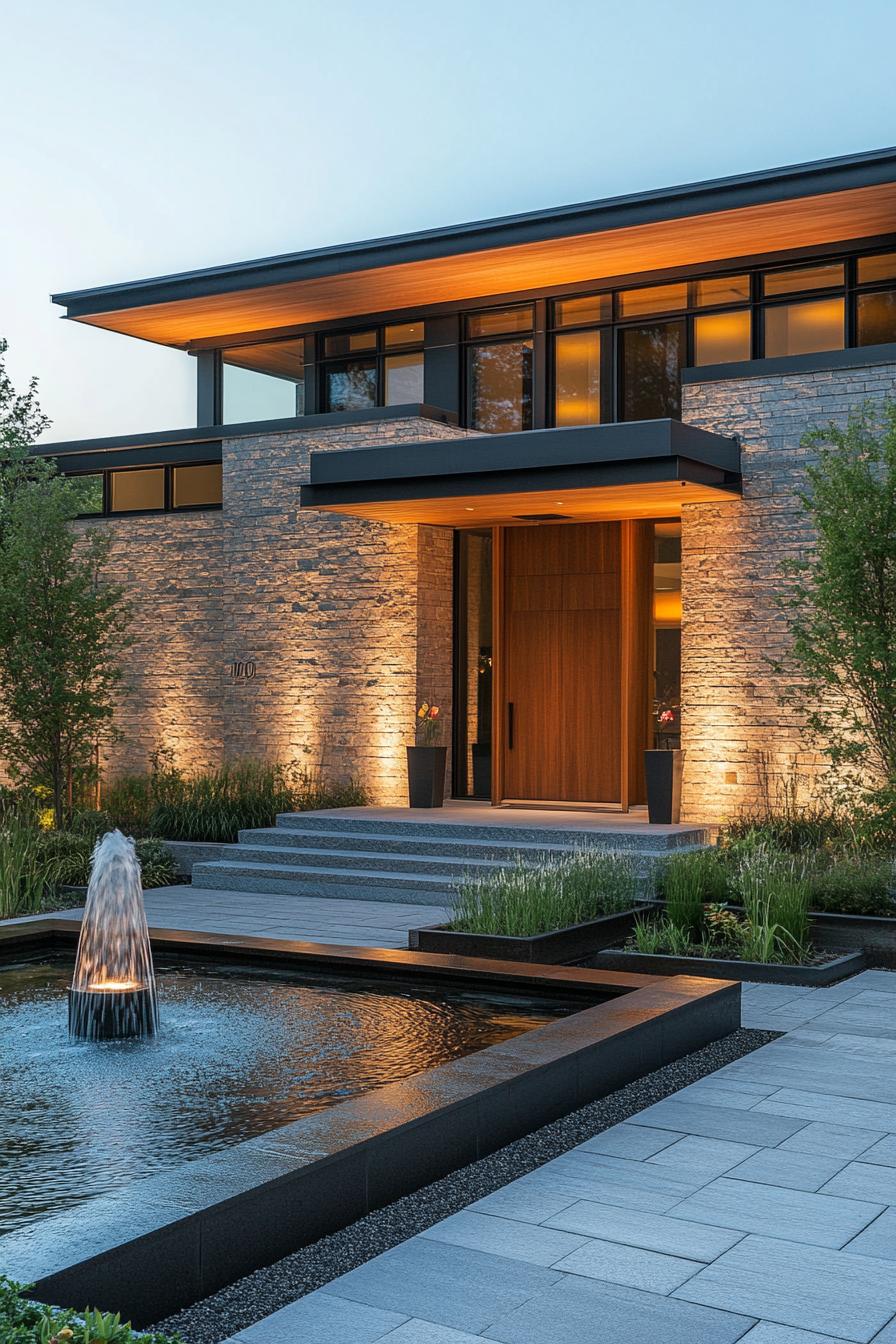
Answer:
[0,959,572,1234]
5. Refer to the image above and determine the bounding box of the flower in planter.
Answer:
[653,703,680,750]
[415,701,443,748]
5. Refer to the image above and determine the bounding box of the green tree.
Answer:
[0,336,54,525]
[0,474,131,829]
[778,402,896,797]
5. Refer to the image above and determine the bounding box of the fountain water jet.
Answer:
[68,830,159,1040]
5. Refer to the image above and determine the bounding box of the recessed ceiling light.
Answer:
[464,507,475,512]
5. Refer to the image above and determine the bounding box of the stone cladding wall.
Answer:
[96,415,461,805]
[680,358,896,824]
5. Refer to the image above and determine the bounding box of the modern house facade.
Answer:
[39,147,896,822]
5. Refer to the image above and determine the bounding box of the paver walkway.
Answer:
[43,886,451,949]
[219,970,896,1344]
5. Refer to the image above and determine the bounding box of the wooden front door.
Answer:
[499,521,651,808]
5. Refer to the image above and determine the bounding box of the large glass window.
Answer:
[467,340,533,433]
[323,330,377,356]
[222,339,305,423]
[325,359,378,411]
[763,297,844,358]
[453,530,493,798]
[554,329,602,425]
[653,521,681,749]
[857,290,896,346]
[762,262,844,296]
[70,474,104,515]
[172,463,223,509]
[617,283,687,319]
[465,306,534,433]
[384,352,425,404]
[466,306,533,338]
[619,321,685,421]
[858,253,896,285]
[321,323,423,411]
[109,468,165,513]
[693,310,752,365]
[68,462,221,517]
[553,293,611,327]
[694,275,751,307]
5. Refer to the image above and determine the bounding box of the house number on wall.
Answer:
[228,660,257,680]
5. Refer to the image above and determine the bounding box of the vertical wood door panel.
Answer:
[502,522,624,803]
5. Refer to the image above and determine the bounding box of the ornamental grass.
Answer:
[450,848,641,938]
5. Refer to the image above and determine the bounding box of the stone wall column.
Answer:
[680,359,896,824]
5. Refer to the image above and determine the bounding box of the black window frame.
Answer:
[68,460,223,519]
[544,272,756,425]
[319,322,424,413]
[201,234,896,434]
[462,303,536,434]
[220,337,307,424]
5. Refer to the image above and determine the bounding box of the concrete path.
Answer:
[220,969,896,1344]
[49,886,450,949]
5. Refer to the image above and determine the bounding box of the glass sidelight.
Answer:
[653,521,682,748]
[453,530,493,798]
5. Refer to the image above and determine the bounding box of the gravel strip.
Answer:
[155,1026,776,1343]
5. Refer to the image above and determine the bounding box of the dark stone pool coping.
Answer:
[0,917,739,1326]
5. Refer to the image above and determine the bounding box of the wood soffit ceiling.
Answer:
[313,479,741,527]
[69,184,896,348]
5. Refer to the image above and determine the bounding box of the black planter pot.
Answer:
[407,745,447,808]
[644,749,683,824]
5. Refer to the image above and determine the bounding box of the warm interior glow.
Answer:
[654,590,683,624]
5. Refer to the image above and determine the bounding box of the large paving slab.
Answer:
[221,969,896,1344]
[47,886,451,949]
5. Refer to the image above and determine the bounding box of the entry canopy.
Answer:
[299,419,741,526]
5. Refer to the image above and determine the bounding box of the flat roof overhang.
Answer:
[51,147,896,349]
[299,420,741,526]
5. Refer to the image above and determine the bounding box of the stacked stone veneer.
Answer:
[680,357,896,824]
[96,415,464,805]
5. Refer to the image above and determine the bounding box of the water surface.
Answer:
[0,957,576,1234]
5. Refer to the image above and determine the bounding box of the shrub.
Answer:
[101,773,155,836]
[134,836,180,890]
[0,1276,179,1344]
[721,810,848,854]
[103,757,368,843]
[43,831,179,891]
[805,852,896,916]
[450,848,640,938]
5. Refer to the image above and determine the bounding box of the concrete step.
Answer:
[273,812,710,853]
[226,842,530,879]
[190,858,458,905]
[237,826,694,865]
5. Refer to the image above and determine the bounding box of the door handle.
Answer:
[507,702,515,750]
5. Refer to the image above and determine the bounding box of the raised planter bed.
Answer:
[584,946,865,985]
[409,905,655,963]
[809,909,896,959]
